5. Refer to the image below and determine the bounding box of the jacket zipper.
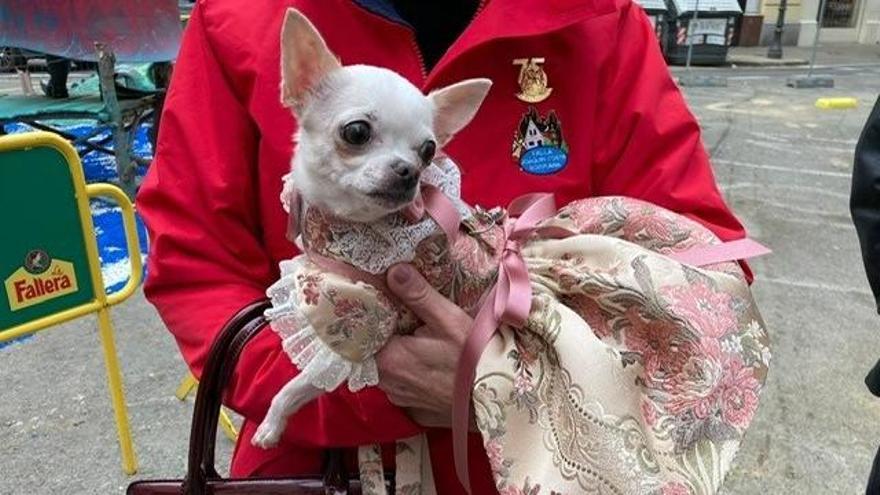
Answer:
[408,36,429,81]
[403,0,489,84]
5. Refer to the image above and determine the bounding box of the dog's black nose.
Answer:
[390,161,417,179]
[393,174,418,193]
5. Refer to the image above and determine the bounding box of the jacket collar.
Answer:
[351,0,410,26]
[351,0,617,86]
[352,0,616,32]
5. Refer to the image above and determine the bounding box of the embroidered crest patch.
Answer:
[511,106,568,175]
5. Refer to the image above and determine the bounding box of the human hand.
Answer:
[376,263,471,428]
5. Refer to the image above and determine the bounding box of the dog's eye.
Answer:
[418,140,436,164]
[341,121,371,146]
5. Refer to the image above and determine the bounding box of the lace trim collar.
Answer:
[296,157,470,274]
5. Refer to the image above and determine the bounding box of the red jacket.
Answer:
[138,0,747,492]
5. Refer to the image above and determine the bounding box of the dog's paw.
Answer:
[251,419,283,449]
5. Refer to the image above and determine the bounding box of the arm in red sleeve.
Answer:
[136,4,418,448]
[592,1,747,244]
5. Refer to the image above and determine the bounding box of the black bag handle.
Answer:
[181,298,351,495]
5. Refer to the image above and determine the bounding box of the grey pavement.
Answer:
[2,48,880,494]
[685,60,880,494]
[727,44,880,67]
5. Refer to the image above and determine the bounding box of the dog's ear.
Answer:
[428,78,492,147]
[280,8,341,112]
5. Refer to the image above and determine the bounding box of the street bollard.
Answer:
[815,97,858,109]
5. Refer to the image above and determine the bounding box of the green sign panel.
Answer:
[0,144,96,330]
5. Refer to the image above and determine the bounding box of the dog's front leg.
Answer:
[251,376,322,448]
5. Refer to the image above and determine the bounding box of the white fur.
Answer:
[290,65,440,222]
[278,9,491,223]
[252,378,321,448]
[253,8,492,449]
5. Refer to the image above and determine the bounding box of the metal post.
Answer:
[678,0,728,87]
[684,0,701,77]
[96,307,138,475]
[95,42,136,198]
[767,0,788,59]
[807,0,827,77]
[786,0,834,87]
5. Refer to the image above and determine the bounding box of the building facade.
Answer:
[740,0,880,45]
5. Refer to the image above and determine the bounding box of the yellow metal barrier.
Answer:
[89,183,144,307]
[0,132,142,474]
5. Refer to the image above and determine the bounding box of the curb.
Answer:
[727,55,809,67]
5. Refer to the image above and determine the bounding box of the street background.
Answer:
[1,45,879,494]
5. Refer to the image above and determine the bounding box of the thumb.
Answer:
[387,263,465,334]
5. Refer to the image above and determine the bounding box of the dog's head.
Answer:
[280,9,491,223]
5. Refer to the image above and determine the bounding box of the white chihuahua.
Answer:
[251,7,491,462]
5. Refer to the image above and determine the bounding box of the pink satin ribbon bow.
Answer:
[452,192,568,492]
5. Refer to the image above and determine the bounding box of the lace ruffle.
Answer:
[265,257,379,392]
[301,157,471,275]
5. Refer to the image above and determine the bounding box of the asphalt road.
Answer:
[1,61,880,494]
[673,61,880,80]
[682,63,880,494]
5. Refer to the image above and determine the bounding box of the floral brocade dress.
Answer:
[267,158,770,495]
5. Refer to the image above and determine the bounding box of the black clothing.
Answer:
[852,96,880,313]
[851,98,880,395]
[850,96,880,495]
[391,0,479,71]
[44,55,70,98]
[868,444,880,494]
